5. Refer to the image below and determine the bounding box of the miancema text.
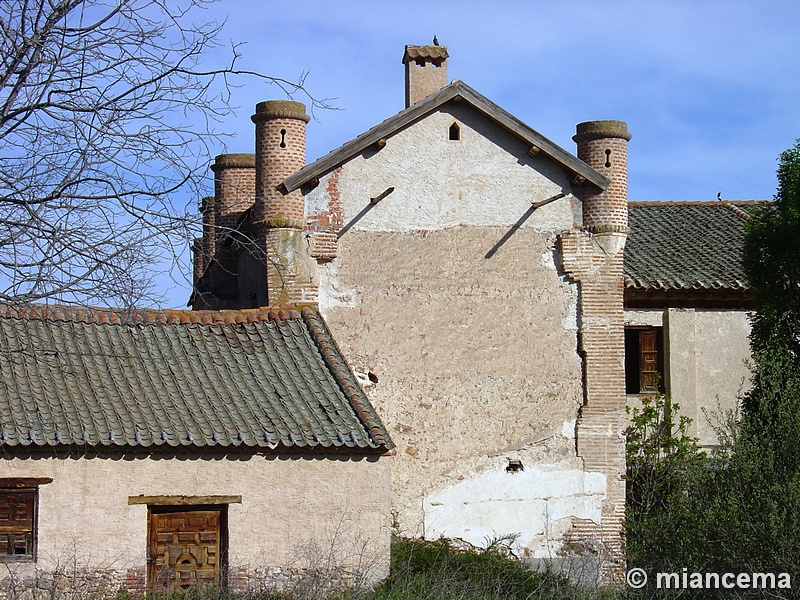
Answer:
[658,570,791,590]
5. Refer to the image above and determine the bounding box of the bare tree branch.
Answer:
[0,0,331,307]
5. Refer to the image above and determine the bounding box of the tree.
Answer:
[742,140,800,437]
[625,142,800,589]
[0,0,326,307]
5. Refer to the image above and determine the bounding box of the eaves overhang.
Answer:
[281,79,609,194]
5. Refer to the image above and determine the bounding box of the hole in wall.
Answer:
[506,459,524,473]
[280,129,287,148]
[449,122,461,141]
[604,148,612,168]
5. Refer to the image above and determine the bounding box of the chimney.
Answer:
[251,100,315,305]
[402,44,449,108]
[573,120,632,234]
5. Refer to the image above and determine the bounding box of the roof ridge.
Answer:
[0,303,317,326]
[720,201,753,221]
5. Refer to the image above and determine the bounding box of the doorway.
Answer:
[147,506,227,593]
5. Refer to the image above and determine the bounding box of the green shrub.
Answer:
[374,536,616,600]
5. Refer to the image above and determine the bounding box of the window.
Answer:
[625,327,664,394]
[0,478,51,561]
[448,122,461,141]
[0,488,36,560]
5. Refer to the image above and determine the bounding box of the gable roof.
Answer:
[625,201,766,292]
[0,304,392,452]
[281,79,609,194]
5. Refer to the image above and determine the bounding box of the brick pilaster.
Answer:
[559,120,631,585]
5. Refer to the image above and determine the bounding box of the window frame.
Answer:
[625,326,665,395]
[0,478,51,563]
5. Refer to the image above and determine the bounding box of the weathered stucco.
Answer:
[665,308,751,446]
[423,449,606,558]
[305,102,617,557]
[305,104,581,235]
[1,452,391,585]
[318,225,589,553]
[625,308,752,446]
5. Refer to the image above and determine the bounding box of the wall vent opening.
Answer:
[506,459,524,473]
[449,122,461,141]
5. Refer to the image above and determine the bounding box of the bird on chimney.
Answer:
[433,35,439,46]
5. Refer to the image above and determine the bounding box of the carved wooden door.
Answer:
[148,509,221,593]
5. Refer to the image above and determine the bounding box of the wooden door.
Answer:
[148,509,222,593]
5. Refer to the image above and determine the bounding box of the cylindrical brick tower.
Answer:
[251,101,309,229]
[573,120,632,233]
[250,100,314,305]
[211,153,256,232]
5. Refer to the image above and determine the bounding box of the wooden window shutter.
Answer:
[0,490,35,558]
[639,329,659,392]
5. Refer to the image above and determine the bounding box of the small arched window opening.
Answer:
[448,122,461,141]
[280,129,287,148]
[604,148,612,167]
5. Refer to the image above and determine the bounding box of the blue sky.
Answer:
[160,0,800,306]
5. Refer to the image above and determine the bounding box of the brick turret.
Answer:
[402,44,449,108]
[211,153,256,232]
[251,100,315,304]
[573,120,631,233]
[252,101,309,229]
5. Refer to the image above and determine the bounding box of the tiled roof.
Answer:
[403,45,450,61]
[0,304,392,451]
[625,201,767,291]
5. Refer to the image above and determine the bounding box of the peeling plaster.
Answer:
[318,261,357,309]
[423,462,606,557]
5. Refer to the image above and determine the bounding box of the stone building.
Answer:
[0,304,393,594]
[193,43,633,582]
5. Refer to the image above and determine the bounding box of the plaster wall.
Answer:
[305,104,580,234]
[664,309,751,446]
[307,104,602,554]
[0,452,390,580]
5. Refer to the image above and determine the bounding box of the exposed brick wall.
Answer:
[124,568,146,595]
[191,236,203,288]
[560,230,627,586]
[558,120,631,585]
[199,194,216,273]
[305,167,343,261]
[251,101,317,305]
[212,153,256,232]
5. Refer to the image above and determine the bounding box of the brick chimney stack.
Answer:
[402,44,449,108]
[251,100,315,305]
[573,120,632,234]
